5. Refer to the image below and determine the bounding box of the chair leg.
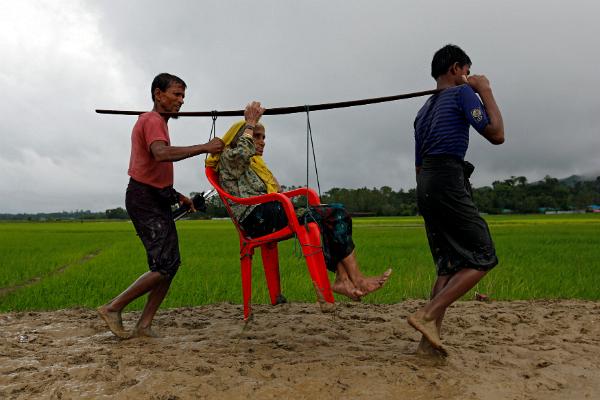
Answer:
[297,223,335,304]
[240,252,253,320]
[261,243,284,306]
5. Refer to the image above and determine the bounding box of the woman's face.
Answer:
[253,126,266,156]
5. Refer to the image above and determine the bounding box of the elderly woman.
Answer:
[206,105,391,300]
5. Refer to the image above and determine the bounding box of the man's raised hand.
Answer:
[463,74,491,93]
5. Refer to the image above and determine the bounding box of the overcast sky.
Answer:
[2,1,599,213]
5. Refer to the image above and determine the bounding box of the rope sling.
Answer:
[202,105,321,209]
[201,108,324,259]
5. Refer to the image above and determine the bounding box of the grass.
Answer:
[0,214,599,312]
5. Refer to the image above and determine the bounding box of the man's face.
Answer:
[253,127,266,156]
[154,83,185,113]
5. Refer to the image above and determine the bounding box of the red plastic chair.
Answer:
[205,167,334,320]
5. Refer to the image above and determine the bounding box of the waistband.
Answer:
[423,154,464,163]
[128,177,178,204]
[128,177,174,191]
[421,156,475,178]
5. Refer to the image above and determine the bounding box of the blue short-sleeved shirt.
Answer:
[414,84,489,167]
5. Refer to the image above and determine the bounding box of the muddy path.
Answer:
[1,300,599,399]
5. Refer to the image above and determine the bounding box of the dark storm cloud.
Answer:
[2,0,599,212]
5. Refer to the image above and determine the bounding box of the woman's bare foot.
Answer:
[97,305,128,338]
[331,279,363,301]
[354,268,392,296]
[408,310,444,350]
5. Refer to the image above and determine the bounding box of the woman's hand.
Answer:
[244,101,265,125]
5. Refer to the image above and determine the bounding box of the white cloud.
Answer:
[2,0,600,212]
[0,1,142,212]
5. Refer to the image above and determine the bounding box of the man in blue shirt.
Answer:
[408,44,505,355]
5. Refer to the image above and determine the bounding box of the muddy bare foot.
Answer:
[416,335,448,358]
[133,325,160,338]
[97,305,128,338]
[355,268,392,296]
[332,279,364,301]
[407,310,444,350]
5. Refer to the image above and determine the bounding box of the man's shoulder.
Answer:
[454,84,477,98]
[435,85,478,109]
[137,111,164,123]
[417,93,438,112]
[135,111,167,131]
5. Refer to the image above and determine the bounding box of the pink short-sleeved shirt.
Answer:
[127,111,173,188]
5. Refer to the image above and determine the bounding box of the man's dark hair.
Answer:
[431,44,471,80]
[151,73,187,101]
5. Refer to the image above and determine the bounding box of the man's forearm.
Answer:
[479,89,505,144]
[154,144,211,162]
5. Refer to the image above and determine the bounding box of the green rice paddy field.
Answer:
[1,214,599,312]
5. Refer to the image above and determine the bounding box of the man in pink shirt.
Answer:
[97,73,231,338]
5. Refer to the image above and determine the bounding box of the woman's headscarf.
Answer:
[205,120,280,193]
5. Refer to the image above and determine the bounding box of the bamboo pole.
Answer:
[96,89,440,117]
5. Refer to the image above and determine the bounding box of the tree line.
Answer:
[473,175,600,214]
[205,175,600,217]
[2,175,599,221]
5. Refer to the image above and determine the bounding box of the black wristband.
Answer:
[244,124,256,131]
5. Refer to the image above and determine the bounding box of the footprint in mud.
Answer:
[180,321,210,330]
[454,316,473,329]
[118,378,139,389]
[325,331,350,340]
[68,353,94,365]
[301,335,331,347]
[268,339,297,351]
[300,326,326,335]
[5,366,39,374]
[195,365,214,376]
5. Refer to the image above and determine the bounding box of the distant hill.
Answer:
[559,172,600,187]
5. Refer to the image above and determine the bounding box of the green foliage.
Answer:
[2,175,599,222]
[1,215,599,312]
[476,175,600,214]
[203,196,229,218]
[105,207,129,219]
[322,187,417,216]
[309,175,600,216]
[0,210,107,221]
